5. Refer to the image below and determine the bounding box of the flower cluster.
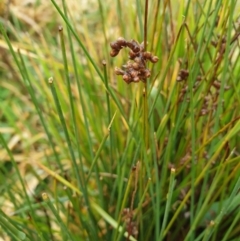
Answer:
[177,69,189,82]
[122,208,138,239]
[110,37,158,84]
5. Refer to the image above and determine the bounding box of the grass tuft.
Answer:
[0,0,239,240]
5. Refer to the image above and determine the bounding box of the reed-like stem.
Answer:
[139,1,149,238]
[144,0,148,51]
[143,0,149,148]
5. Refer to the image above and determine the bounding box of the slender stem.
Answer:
[144,0,149,50]
[159,168,176,240]
[58,26,83,188]
[48,78,80,189]
[102,61,114,171]
[143,0,149,148]
[139,1,149,239]
[143,87,148,147]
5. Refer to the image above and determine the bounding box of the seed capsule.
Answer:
[129,69,138,78]
[117,37,127,46]
[132,62,139,70]
[114,67,125,75]
[133,76,140,82]
[142,69,151,78]
[143,51,152,59]
[110,49,119,57]
[150,56,159,63]
[200,109,208,116]
[129,50,138,59]
[127,40,140,53]
[134,57,142,63]
[123,74,131,83]
[110,41,119,49]
[212,80,221,89]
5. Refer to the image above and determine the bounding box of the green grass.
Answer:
[0,0,240,240]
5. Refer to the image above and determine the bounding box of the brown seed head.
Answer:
[110,37,158,84]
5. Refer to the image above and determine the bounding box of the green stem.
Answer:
[58,25,81,189]
[143,0,149,149]
[139,1,149,239]
[48,77,80,188]
[144,0,149,51]
[143,85,149,148]
[102,61,114,171]
[86,130,109,182]
[159,168,176,240]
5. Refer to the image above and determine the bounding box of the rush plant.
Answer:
[0,0,239,241]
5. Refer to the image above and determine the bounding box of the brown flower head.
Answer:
[110,37,158,84]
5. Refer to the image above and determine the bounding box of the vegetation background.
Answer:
[0,0,240,240]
